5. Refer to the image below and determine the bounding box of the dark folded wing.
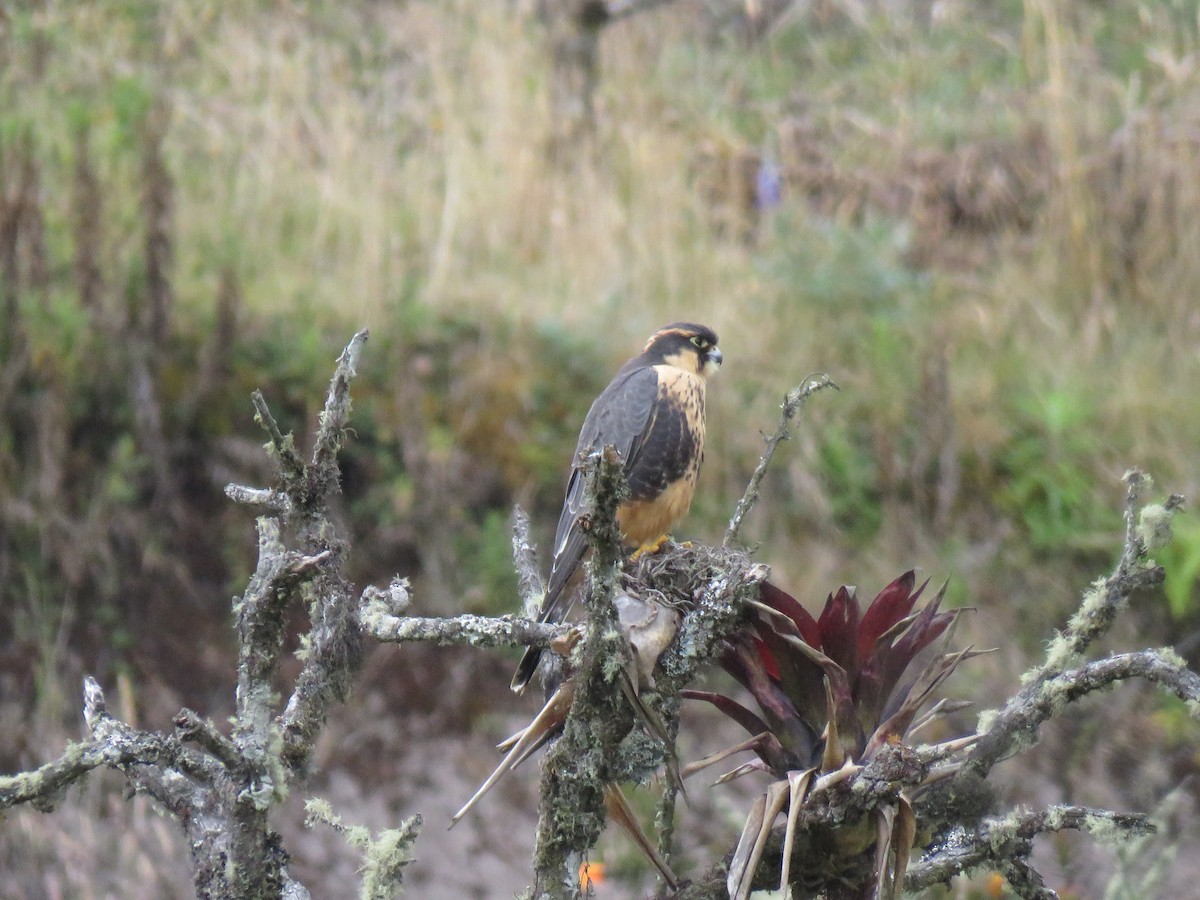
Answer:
[511,365,660,691]
[542,364,660,619]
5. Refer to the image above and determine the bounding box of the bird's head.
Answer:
[642,323,723,378]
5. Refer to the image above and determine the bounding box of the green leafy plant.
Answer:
[1158,514,1200,620]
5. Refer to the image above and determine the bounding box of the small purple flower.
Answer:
[755,157,783,210]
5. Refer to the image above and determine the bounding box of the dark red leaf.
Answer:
[679,692,797,774]
[878,582,955,700]
[721,634,820,767]
[751,617,827,741]
[865,646,978,758]
[759,581,821,647]
[818,586,860,675]
[857,570,922,661]
[753,636,781,681]
[681,689,770,738]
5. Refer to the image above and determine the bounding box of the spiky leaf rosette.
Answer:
[683,572,975,899]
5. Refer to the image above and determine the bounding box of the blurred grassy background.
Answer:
[2,1,1199,896]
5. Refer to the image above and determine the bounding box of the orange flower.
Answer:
[986,871,1006,897]
[579,861,606,890]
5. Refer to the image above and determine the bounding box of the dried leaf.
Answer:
[603,784,679,889]
[451,680,574,826]
[779,767,817,895]
[874,804,896,900]
[715,758,773,785]
[892,794,916,898]
[729,780,790,900]
[727,791,768,900]
[681,732,785,781]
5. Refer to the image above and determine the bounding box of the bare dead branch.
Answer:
[225,483,293,513]
[310,328,368,478]
[724,375,837,547]
[251,389,305,483]
[512,504,547,617]
[364,609,571,649]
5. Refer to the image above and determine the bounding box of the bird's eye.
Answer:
[690,335,708,350]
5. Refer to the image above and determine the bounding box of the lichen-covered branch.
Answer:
[968,649,1200,776]
[724,375,837,547]
[275,331,369,776]
[532,447,632,898]
[1,331,378,899]
[904,807,1154,894]
[365,610,570,648]
[966,475,1186,780]
[0,682,202,813]
[1031,471,1183,681]
[309,329,367,481]
[512,504,547,617]
[892,474,1192,894]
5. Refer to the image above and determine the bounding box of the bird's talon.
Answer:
[630,534,671,561]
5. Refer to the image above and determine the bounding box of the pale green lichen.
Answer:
[1080,811,1127,847]
[305,797,421,898]
[976,708,999,734]
[294,632,314,662]
[1150,646,1187,669]
[1035,677,1073,720]
[264,724,290,804]
[240,777,276,811]
[305,797,335,823]
[1043,805,1067,831]
[360,815,422,899]
[1138,504,1176,552]
[344,824,372,849]
[986,807,1028,851]
[1026,630,1077,684]
[1074,578,1115,622]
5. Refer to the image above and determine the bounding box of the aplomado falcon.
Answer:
[511,322,723,692]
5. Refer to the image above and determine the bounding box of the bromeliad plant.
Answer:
[683,570,979,899]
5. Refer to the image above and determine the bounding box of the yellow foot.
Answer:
[630,534,670,561]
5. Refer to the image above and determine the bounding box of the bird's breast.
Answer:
[617,365,708,545]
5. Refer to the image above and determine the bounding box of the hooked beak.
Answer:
[705,347,723,375]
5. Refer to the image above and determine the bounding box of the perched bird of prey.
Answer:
[510,322,723,692]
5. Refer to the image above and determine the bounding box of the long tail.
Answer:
[509,554,578,692]
[510,644,546,694]
[509,582,564,693]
